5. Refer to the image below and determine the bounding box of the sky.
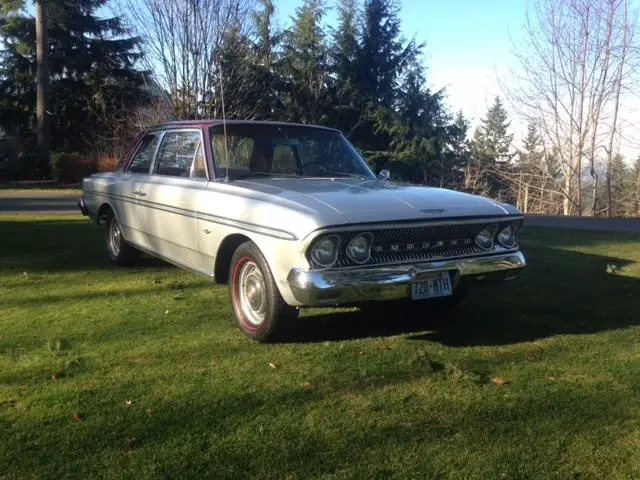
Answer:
[273,0,531,128]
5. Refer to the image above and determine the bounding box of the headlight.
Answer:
[345,232,373,264]
[475,225,497,250]
[497,224,517,248]
[310,234,341,267]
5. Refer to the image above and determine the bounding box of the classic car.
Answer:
[78,119,526,342]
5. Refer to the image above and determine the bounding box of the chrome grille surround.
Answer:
[307,217,523,269]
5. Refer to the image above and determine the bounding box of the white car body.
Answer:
[79,120,526,340]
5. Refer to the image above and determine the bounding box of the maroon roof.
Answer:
[148,119,341,132]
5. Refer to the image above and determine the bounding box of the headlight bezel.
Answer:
[309,233,342,268]
[345,232,374,265]
[497,223,518,249]
[475,224,498,251]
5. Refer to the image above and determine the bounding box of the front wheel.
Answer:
[229,241,298,342]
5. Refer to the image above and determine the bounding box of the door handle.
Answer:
[134,191,147,197]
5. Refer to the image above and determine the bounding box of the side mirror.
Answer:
[377,169,390,181]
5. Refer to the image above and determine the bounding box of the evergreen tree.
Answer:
[384,55,449,185]
[328,0,362,136]
[442,110,470,187]
[632,157,640,216]
[469,96,514,197]
[608,153,630,216]
[0,0,149,156]
[213,1,284,120]
[356,0,419,109]
[280,0,329,124]
[474,96,514,163]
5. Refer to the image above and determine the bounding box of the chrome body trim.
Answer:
[286,251,526,306]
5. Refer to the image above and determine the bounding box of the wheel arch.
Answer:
[97,201,117,225]
[214,233,253,284]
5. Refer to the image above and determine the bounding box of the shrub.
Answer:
[51,152,96,183]
[95,155,118,172]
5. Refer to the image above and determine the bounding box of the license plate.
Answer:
[411,271,453,300]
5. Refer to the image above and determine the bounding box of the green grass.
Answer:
[1,214,639,479]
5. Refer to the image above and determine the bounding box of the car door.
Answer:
[141,128,209,271]
[119,131,162,248]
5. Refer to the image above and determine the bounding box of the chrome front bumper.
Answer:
[286,251,526,306]
[78,196,89,216]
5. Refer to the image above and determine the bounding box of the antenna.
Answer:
[218,63,230,182]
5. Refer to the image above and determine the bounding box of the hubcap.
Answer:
[108,218,121,256]
[237,260,267,326]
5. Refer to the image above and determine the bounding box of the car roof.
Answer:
[147,119,342,133]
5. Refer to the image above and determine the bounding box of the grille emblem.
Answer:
[406,244,415,250]
[391,245,399,252]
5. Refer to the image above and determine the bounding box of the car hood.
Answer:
[235,177,520,224]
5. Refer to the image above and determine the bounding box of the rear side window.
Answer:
[153,130,202,177]
[127,133,160,173]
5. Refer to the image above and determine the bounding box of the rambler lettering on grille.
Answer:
[333,220,520,267]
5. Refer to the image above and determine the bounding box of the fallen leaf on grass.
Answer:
[491,377,509,385]
[51,372,61,380]
[301,382,311,390]
[72,412,83,422]
[121,400,133,407]
[268,362,277,369]
[146,408,152,417]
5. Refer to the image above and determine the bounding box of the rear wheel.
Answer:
[229,241,298,342]
[105,210,140,265]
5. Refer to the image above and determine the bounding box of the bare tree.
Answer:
[113,0,255,119]
[503,0,639,216]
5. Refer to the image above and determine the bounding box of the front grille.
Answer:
[332,219,519,267]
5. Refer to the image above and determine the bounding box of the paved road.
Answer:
[524,214,640,233]
[0,190,80,213]
[1,190,639,232]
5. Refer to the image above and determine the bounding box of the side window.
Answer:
[153,130,201,177]
[192,143,207,179]
[272,145,298,174]
[127,133,160,173]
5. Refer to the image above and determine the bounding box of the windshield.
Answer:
[209,123,376,180]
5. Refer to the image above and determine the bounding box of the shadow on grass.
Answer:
[0,218,173,273]
[1,217,639,348]
[2,369,635,479]
[281,243,639,346]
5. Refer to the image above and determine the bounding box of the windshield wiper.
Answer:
[313,172,368,178]
[231,172,274,179]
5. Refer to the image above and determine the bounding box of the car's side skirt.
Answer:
[126,238,215,281]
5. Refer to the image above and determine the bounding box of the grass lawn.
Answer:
[1,214,639,479]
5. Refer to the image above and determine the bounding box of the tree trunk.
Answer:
[591,174,598,216]
[563,175,572,215]
[35,0,50,170]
